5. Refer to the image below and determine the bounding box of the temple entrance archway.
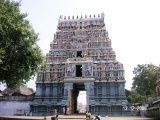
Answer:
[70,83,86,114]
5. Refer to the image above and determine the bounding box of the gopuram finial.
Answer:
[59,15,63,20]
[58,15,63,23]
[90,14,91,18]
[72,16,74,19]
[77,15,78,19]
[101,12,105,22]
[85,15,87,18]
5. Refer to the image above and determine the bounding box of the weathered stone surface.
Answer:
[0,101,31,116]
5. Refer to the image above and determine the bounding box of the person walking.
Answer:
[95,114,101,120]
[51,109,58,120]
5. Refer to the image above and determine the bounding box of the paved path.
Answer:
[0,115,155,120]
[46,115,155,120]
[97,116,154,120]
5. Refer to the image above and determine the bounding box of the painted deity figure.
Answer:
[46,73,50,79]
[66,64,72,76]
[66,64,75,77]
[82,67,85,77]
[84,52,87,58]
[86,68,91,76]
[71,65,75,76]
[72,51,76,58]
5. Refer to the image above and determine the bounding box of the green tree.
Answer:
[128,93,146,104]
[130,64,157,104]
[0,0,44,88]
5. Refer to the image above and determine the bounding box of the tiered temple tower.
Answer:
[30,13,130,116]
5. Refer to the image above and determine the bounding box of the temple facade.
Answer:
[30,13,131,116]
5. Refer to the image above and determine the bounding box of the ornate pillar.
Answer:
[45,83,50,97]
[102,83,106,96]
[110,82,115,97]
[63,83,73,106]
[84,82,94,111]
[74,90,79,113]
[108,105,111,116]
[119,83,125,96]
[84,82,89,111]
[35,83,42,97]
[53,84,57,97]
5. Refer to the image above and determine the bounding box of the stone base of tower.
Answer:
[30,104,62,116]
[30,82,131,116]
[30,104,131,116]
[89,105,131,117]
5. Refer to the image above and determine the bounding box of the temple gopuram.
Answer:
[30,13,131,116]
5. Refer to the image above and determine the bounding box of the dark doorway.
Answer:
[76,65,82,77]
[77,51,82,58]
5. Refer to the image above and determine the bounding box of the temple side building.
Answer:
[30,13,130,116]
[146,67,160,118]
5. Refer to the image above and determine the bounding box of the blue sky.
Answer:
[7,0,160,93]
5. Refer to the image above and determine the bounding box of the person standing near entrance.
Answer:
[51,109,58,120]
[63,107,65,115]
[67,107,69,114]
